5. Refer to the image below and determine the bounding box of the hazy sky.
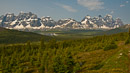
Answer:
[0,0,130,24]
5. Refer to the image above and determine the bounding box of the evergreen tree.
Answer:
[40,38,45,49]
[125,28,130,45]
[53,55,66,73]
[129,28,130,36]
[64,50,75,73]
[73,63,80,73]
[48,39,57,49]
[104,40,117,51]
[26,41,31,50]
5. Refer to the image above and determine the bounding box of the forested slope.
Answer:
[0,30,130,73]
[0,27,51,44]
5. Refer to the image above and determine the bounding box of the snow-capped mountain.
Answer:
[55,18,82,29]
[81,15,124,29]
[0,12,124,30]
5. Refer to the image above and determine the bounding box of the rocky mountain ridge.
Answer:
[0,12,124,30]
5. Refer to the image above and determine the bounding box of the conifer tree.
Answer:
[48,39,57,49]
[26,41,31,50]
[125,28,130,45]
[128,28,130,37]
[73,63,80,73]
[64,50,75,72]
[53,55,65,73]
[40,38,45,50]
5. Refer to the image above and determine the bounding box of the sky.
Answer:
[0,0,130,24]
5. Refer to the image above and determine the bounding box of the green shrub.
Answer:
[125,36,130,45]
[125,28,130,45]
[104,42,117,51]
[89,64,104,70]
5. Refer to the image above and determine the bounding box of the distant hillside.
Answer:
[0,27,51,44]
[120,24,130,29]
[96,24,130,35]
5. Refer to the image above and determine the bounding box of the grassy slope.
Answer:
[75,41,130,73]
[0,27,51,44]
[0,32,130,73]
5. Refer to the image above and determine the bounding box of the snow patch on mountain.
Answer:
[10,20,17,25]
[14,24,25,29]
[0,20,2,23]
[0,12,124,30]
[100,25,110,29]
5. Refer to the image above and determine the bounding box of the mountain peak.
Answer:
[0,12,124,30]
[105,14,112,18]
[85,15,91,19]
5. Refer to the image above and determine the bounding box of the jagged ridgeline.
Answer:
[0,12,124,30]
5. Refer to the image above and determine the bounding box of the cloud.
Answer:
[119,1,129,8]
[110,11,114,14]
[126,1,129,3]
[120,4,125,7]
[77,0,104,10]
[55,3,77,12]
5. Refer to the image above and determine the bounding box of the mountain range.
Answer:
[0,12,124,30]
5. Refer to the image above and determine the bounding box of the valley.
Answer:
[0,0,129,73]
[0,23,130,73]
[34,30,103,40]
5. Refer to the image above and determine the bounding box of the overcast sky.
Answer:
[0,0,130,24]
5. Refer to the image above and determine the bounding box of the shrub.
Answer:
[125,28,130,45]
[89,64,104,70]
[104,42,117,51]
[125,36,130,45]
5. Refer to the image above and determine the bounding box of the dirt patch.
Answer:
[117,41,125,47]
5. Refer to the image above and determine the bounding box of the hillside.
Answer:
[0,31,130,73]
[95,24,130,35]
[0,27,51,44]
[96,28,128,35]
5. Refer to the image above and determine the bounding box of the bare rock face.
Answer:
[81,14,124,29]
[0,12,124,30]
